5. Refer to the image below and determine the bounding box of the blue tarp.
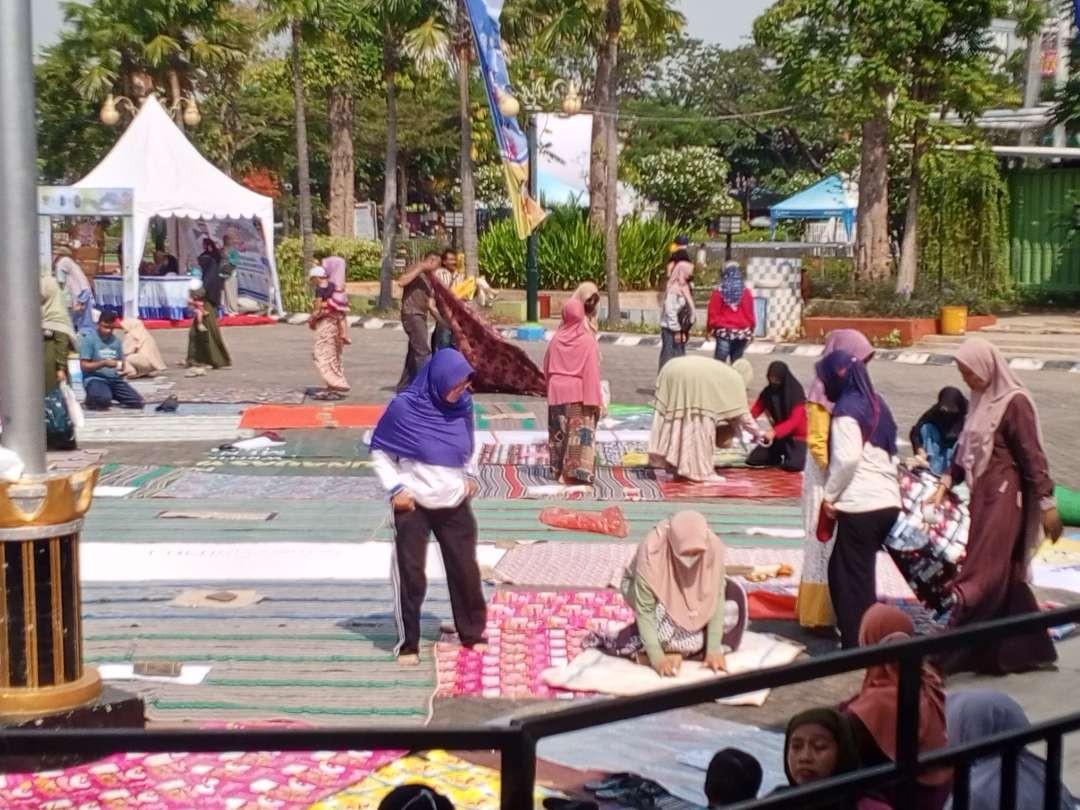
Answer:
[770,175,855,238]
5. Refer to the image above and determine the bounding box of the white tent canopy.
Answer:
[75,95,282,316]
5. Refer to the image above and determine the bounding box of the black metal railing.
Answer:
[3,604,1079,809]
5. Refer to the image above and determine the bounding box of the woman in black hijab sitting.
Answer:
[909,386,967,476]
[747,360,808,472]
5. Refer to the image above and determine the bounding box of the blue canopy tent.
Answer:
[769,175,856,240]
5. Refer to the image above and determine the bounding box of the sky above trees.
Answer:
[30,0,772,52]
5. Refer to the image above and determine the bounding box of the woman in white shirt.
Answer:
[816,351,901,649]
[370,349,487,665]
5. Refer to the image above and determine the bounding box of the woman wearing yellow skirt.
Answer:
[799,329,874,630]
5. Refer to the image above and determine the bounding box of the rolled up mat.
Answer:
[1056,484,1080,526]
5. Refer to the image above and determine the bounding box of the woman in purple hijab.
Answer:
[799,329,875,632]
[370,349,487,665]
[816,351,901,649]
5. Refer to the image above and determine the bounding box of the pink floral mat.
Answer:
[436,590,635,700]
[0,735,402,809]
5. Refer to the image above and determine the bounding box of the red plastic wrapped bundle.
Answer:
[538,505,630,538]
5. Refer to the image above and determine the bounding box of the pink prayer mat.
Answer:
[0,741,403,809]
[436,590,636,699]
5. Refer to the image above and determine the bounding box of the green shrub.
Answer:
[276,236,382,311]
[478,207,689,291]
[805,278,1015,318]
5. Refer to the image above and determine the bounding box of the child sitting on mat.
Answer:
[584,510,747,676]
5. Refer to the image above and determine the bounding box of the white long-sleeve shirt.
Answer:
[371,449,477,510]
[823,416,901,514]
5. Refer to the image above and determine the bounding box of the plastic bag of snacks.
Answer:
[884,469,969,618]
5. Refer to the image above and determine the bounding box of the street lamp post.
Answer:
[100,92,202,129]
[526,115,540,323]
[0,0,46,475]
[716,213,743,262]
[498,78,582,326]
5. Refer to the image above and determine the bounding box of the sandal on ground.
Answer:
[396,653,420,667]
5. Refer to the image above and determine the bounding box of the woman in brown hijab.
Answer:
[844,605,951,810]
[927,338,1062,674]
[586,510,746,676]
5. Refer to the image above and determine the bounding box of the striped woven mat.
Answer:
[81,581,442,726]
[474,465,802,501]
[475,465,665,501]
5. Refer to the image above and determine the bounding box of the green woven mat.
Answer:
[82,498,801,545]
[81,581,440,727]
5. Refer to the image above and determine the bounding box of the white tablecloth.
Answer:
[95,276,192,320]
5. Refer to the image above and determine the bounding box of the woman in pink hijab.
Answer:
[799,329,874,632]
[544,299,603,485]
[927,337,1062,674]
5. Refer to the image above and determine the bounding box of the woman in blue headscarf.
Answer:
[946,690,1077,810]
[816,351,901,649]
[370,349,487,665]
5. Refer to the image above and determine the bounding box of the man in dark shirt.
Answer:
[395,252,442,391]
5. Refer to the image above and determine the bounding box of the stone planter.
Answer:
[802,316,939,347]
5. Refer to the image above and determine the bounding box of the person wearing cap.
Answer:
[185,277,231,373]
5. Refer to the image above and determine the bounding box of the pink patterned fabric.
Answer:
[0,746,402,809]
[435,590,635,699]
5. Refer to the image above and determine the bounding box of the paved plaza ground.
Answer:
[69,321,1080,799]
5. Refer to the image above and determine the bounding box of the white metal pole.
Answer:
[0,0,47,475]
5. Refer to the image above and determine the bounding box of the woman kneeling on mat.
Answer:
[370,349,488,666]
[748,361,807,472]
[909,386,966,476]
[586,510,746,676]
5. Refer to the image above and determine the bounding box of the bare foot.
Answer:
[397,653,420,667]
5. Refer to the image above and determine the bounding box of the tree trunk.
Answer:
[1019,27,1044,147]
[896,121,926,296]
[398,161,409,237]
[378,36,400,311]
[328,87,355,237]
[167,69,184,129]
[291,20,315,273]
[854,113,890,281]
[457,0,480,277]
[602,0,621,322]
[589,48,613,230]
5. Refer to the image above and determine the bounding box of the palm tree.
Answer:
[260,0,322,273]
[403,0,480,277]
[62,0,248,127]
[354,0,442,309]
[526,0,684,229]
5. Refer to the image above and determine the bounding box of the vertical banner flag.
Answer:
[464,0,546,238]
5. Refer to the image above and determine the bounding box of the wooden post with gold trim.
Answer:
[0,469,101,717]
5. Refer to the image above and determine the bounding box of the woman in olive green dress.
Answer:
[186,280,232,370]
[41,272,77,393]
